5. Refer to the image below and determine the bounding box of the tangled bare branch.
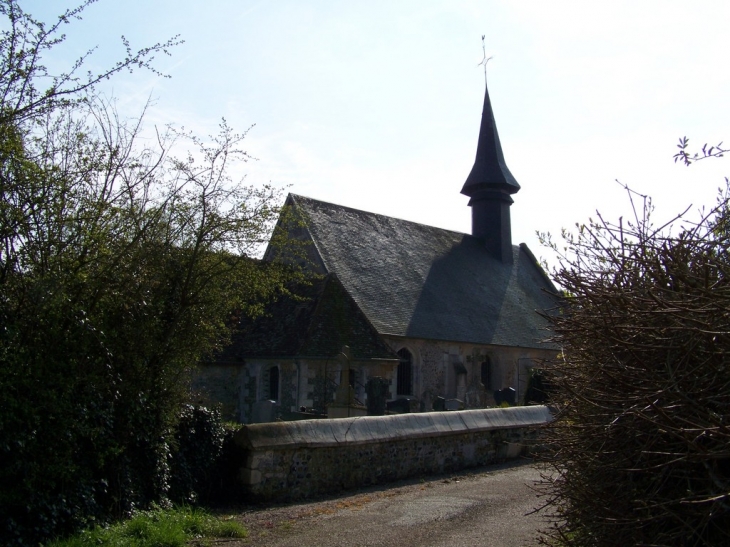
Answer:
[538,185,730,546]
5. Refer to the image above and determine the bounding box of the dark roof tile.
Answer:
[291,194,557,349]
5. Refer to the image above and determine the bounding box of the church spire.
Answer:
[461,77,520,263]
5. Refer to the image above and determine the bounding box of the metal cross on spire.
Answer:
[476,34,493,86]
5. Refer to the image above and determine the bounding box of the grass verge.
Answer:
[44,506,247,547]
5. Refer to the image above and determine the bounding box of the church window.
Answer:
[397,348,413,396]
[480,359,492,390]
[268,366,280,401]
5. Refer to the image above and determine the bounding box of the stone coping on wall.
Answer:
[235,405,551,450]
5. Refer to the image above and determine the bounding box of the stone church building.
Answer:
[194,82,558,423]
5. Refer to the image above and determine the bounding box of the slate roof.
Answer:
[288,194,557,350]
[217,273,398,361]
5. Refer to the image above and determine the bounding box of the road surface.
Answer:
[222,460,554,547]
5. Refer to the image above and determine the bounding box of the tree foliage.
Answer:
[674,136,728,166]
[538,184,730,546]
[0,2,297,544]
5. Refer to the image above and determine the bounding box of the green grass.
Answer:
[45,506,247,547]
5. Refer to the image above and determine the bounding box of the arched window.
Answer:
[268,366,279,401]
[480,358,491,390]
[396,348,413,396]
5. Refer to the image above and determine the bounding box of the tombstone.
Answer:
[334,346,354,405]
[494,387,516,406]
[365,377,389,416]
[386,398,411,414]
[420,392,434,412]
[524,371,550,404]
[431,396,446,412]
[251,400,277,423]
[444,398,464,411]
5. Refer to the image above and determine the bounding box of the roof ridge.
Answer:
[290,193,473,238]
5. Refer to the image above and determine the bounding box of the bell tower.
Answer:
[461,79,520,263]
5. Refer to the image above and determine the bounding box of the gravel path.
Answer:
[211,460,553,547]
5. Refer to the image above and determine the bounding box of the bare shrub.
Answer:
[538,185,730,546]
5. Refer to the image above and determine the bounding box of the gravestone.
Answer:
[494,387,517,406]
[445,398,464,411]
[386,398,411,414]
[251,400,277,423]
[366,377,389,416]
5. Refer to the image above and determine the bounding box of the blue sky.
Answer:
[22,0,730,266]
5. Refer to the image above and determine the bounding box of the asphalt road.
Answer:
[227,460,553,547]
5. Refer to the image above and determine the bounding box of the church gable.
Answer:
[218,273,395,361]
[301,274,397,360]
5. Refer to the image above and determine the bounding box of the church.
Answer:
[194,81,558,423]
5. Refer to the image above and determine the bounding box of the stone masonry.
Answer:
[234,405,551,500]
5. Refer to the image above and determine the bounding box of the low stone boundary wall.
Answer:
[234,406,551,500]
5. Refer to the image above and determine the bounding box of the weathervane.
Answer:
[477,34,493,86]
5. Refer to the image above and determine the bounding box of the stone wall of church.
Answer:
[193,359,299,423]
[382,336,555,410]
[195,358,394,423]
[194,341,555,423]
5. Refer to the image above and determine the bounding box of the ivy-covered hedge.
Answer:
[0,403,242,546]
[168,405,243,506]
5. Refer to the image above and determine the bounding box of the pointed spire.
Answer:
[461,80,520,198]
[462,78,520,263]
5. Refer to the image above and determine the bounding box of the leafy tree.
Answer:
[538,180,730,545]
[0,2,298,543]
